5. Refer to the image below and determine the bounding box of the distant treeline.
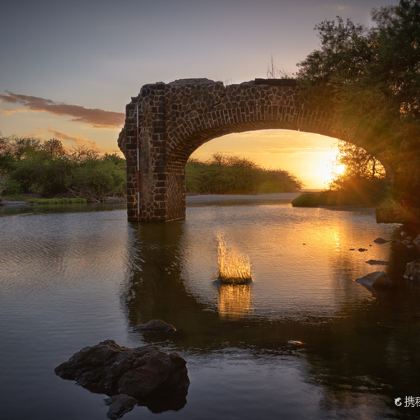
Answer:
[0,137,302,202]
[0,136,125,202]
[186,154,302,194]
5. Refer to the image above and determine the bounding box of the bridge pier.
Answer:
[120,82,187,222]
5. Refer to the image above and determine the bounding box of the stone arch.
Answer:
[118,78,395,222]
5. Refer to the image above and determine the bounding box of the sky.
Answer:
[0,0,398,187]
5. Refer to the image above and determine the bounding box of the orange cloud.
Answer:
[48,129,100,150]
[0,92,124,128]
[48,129,122,155]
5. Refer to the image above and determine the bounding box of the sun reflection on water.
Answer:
[217,284,253,319]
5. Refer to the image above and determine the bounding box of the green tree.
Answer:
[335,142,385,180]
[42,138,66,158]
[69,159,125,202]
[298,0,420,205]
[0,136,127,201]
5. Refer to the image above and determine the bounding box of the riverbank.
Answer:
[0,193,301,214]
[292,190,385,208]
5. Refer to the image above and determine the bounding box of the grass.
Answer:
[292,188,389,208]
[217,233,253,284]
[376,198,420,224]
[292,192,329,207]
[1,195,87,205]
[28,197,88,205]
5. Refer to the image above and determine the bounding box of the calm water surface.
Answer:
[1,202,419,419]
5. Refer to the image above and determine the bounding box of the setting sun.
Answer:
[335,163,346,176]
[318,158,348,188]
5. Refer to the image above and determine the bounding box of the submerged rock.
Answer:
[287,340,304,347]
[373,237,389,244]
[355,271,391,290]
[365,260,389,266]
[404,260,420,282]
[55,340,189,416]
[136,319,177,334]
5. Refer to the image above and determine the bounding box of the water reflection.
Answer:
[217,284,253,319]
[1,205,418,419]
[123,208,420,419]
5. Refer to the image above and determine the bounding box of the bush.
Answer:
[292,177,389,207]
[29,197,87,205]
[0,137,126,202]
[186,154,301,194]
[69,159,125,202]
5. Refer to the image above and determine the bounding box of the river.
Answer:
[0,197,419,419]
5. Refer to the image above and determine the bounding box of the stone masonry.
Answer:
[118,78,395,223]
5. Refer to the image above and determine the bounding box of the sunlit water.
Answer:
[0,201,419,419]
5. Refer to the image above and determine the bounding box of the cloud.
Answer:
[47,129,122,155]
[48,129,99,150]
[0,92,124,128]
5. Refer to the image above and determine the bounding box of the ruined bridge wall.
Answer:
[118,78,387,222]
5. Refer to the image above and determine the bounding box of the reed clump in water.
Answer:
[217,233,252,284]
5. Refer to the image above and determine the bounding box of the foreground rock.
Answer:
[55,340,189,417]
[136,319,177,334]
[404,260,420,282]
[355,271,391,290]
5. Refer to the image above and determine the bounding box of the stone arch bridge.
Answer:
[118,78,415,223]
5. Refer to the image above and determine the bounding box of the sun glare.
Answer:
[315,150,342,189]
[335,163,346,176]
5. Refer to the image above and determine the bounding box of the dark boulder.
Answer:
[55,340,189,417]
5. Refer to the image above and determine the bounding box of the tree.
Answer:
[297,0,419,136]
[0,136,127,201]
[42,138,66,158]
[335,142,385,180]
[69,145,99,162]
[11,137,42,159]
[298,0,420,205]
[69,159,125,202]
[0,137,15,174]
[297,17,372,87]
[370,0,420,118]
